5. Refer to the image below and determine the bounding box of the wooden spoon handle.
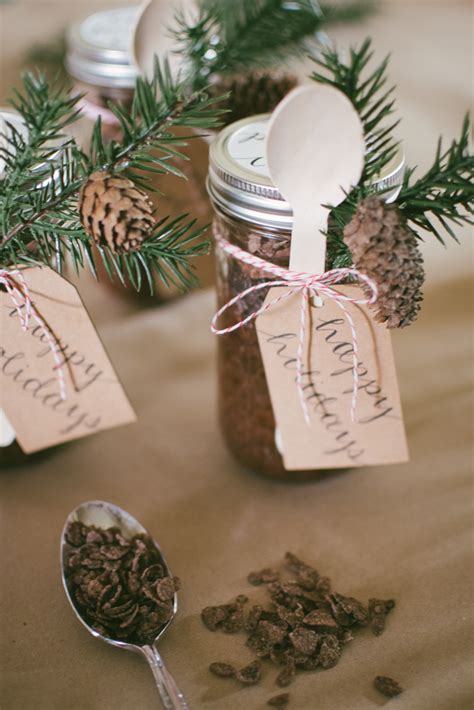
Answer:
[289,207,329,274]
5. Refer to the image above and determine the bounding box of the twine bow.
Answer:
[211,236,378,426]
[0,268,66,401]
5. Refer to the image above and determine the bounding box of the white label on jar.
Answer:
[0,408,16,447]
[80,7,141,52]
[227,119,270,178]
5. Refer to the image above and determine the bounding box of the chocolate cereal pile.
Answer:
[202,553,398,705]
[64,521,180,645]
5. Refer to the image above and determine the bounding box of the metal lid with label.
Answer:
[66,6,141,89]
[208,114,405,230]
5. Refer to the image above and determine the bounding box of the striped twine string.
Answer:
[0,268,66,401]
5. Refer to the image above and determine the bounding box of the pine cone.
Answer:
[79,171,154,254]
[343,196,425,328]
[210,70,298,126]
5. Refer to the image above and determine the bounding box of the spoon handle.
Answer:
[288,208,329,274]
[142,645,189,709]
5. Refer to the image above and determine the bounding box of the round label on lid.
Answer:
[227,119,270,178]
[79,7,141,52]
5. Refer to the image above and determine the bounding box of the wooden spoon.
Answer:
[266,84,365,274]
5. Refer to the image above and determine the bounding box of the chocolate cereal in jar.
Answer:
[207,114,405,480]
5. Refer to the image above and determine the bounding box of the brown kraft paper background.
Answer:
[0,283,472,710]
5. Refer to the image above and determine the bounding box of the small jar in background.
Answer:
[65,6,213,302]
[65,6,139,145]
[0,109,61,467]
[208,115,405,480]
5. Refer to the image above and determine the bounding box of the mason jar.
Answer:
[65,6,213,302]
[65,6,139,144]
[208,114,405,479]
[0,109,61,466]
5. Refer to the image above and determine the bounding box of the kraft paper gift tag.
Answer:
[256,286,409,470]
[0,266,136,453]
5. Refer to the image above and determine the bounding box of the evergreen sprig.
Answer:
[173,0,375,90]
[310,39,399,267]
[0,62,224,287]
[311,38,399,185]
[397,114,473,243]
[310,39,473,267]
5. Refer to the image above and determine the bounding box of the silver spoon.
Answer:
[60,500,189,710]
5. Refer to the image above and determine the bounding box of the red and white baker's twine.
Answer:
[0,269,66,400]
[211,236,378,426]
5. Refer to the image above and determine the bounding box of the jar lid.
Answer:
[208,114,405,229]
[66,6,141,89]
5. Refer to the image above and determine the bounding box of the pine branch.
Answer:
[310,39,400,267]
[173,0,375,90]
[397,115,474,243]
[310,38,399,184]
[0,64,224,289]
[93,215,210,293]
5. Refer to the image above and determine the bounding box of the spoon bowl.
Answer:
[61,500,188,709]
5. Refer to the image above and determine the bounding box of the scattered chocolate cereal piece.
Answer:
[294,652,319,671]
[317,635,341,669]
[245,605,263,632]
[248,568,279,586]
[276,603,305,628]
[316,576,331,595]
[276,658,296,687]
[269,647,289,667]
[327,593,369,628]
[201,605,230,631]
[374,676,404,698]
[283,552,307,573]
[222,607,244,633]
[303,609,339,632]
[289,627,319,655]
[369,598,396,636]
[209,662,236,678]
[267,692,290,707]
[235,660,262,685]
[260,620,288,645]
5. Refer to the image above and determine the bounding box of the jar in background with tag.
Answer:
[65,6,139,145]
[65,6,213,302]
[0,109,61,467]
[208,114,405,479]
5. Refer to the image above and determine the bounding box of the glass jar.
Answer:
[0,109,61,467]
[208,115,405,479]
[65,6,214,302]
[65,6,139,145]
